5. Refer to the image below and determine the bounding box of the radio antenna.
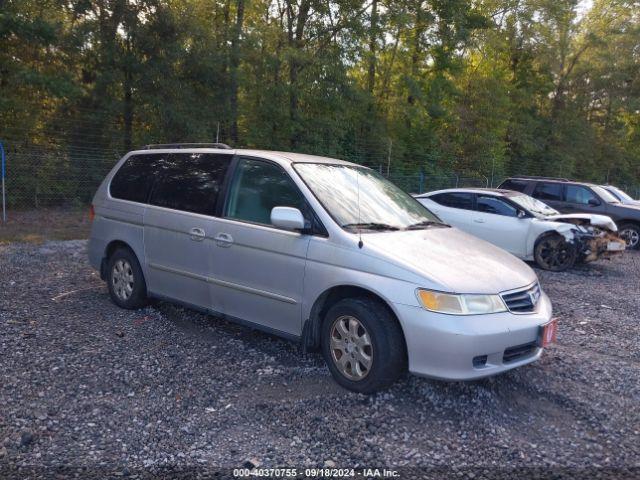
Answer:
[357,168,363,249]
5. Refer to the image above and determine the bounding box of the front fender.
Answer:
[528,220,577,255]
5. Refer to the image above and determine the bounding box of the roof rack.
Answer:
[508,175,570,182]
[141,143,232,150]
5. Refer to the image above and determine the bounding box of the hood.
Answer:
[617,203,640,212]
[362,227,537,294]
[545,213,617,232]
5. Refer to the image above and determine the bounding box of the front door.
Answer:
[210,157,311,337]
[471,194,529,257]
[143,152,232,311]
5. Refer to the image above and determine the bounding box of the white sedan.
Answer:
[415,188,625,271]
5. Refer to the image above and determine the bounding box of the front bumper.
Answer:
[394,292,553,380]
[574,231,626,263]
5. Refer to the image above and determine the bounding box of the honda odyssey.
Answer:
[89,145,556,393]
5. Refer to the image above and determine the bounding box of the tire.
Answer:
[534,233,578,272]
[107,247,148,309]
[321,297,407,394]
[618,223,640,250]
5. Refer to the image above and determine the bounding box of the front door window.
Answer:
[225,158,307,227]
[565,185,598,206]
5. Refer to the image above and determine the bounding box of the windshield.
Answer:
[294,163,442,231]
[607,186,634,202]
[510,194,559,216]
[592,185,620,204]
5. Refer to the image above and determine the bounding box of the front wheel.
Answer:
[619,223,640,250]
[321,297,406,394]
[534,233,577,272]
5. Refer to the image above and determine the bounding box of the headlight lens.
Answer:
[417,289,507,315]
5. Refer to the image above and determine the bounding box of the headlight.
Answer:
[416,289,507,315]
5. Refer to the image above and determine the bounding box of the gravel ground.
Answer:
[1,240,639,479]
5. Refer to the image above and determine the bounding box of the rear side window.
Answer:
[477,195,517,217]
[499,179,528,193]
[430,192,474,210]
[532,182,563,201]
[149,153,231,215]
[225,158,306,226]
[110,154,164,203]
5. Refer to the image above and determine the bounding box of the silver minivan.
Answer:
[89,145,556,393]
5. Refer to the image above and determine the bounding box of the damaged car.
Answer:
[415,188,625,272]
[498,176,640,250]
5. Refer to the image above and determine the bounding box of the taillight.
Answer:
[89,204,95,222]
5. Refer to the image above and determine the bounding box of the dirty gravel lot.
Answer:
[1,240,639,479]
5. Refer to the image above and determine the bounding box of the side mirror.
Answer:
[271,206,305,231]
[517,210,527,218]
[588,198,600,207]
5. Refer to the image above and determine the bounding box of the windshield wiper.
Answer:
[342,222,400,231]
[406,220,447,230]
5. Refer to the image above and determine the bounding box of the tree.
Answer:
[1,0,640,207]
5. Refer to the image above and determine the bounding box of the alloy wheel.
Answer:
[330,315,373,381]
[537,237,574,271]
[620,228,640,249]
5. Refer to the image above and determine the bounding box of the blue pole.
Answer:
[1,141,5,223]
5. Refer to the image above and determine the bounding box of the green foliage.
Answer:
[1,0,640,206]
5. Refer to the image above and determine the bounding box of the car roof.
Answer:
[418,188,518,197]
[127,147,359,167]
[505,177,599,188]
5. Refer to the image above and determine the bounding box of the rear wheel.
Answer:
[321,297,406,394]
[619,223,640,250]
[107,247,148,309]
[534,233,577,272]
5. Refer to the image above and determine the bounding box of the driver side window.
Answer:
[225,158,308,227]
[476,195,518,217]
[566,185,598,205]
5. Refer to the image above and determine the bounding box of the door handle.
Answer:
[473,219,485,223]
[189,227,206,241]
[214,232,234,247]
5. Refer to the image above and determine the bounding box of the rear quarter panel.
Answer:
[88,156,147,276]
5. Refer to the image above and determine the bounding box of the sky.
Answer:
[576,0,594,20]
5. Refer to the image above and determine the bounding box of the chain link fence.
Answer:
[618,184,640,199]
[1,145,120,209]
[1,142,639,214]
[389,174,492,194]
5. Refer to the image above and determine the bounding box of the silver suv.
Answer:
[89,145,556,393]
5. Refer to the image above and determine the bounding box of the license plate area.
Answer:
[607,241,625,252]
[537,318,558,348]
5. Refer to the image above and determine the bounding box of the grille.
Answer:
[503,342,537,363]
[501,283,541,313]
